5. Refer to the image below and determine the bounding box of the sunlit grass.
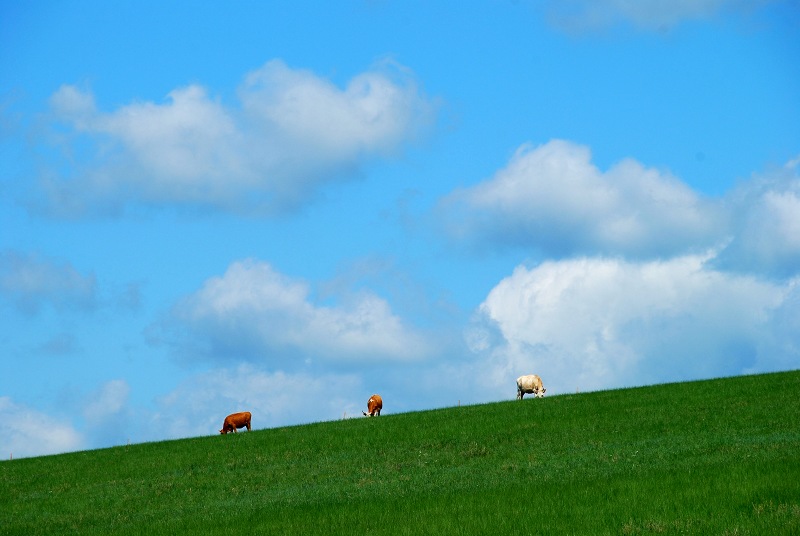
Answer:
[2,371,799,534]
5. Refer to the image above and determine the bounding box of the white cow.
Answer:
[516,375,546,400]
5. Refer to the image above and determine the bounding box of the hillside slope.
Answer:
[2,371,799,535]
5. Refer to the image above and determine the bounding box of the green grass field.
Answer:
[2,371,799,535]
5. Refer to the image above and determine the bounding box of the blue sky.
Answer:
[1,1,799,458]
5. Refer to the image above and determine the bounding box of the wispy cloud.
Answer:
[83,379,130,423]
[542,0,776,32]
[36,59,436,217]
[35,332,80,356]
[0,397,84,459]
[0,250,97,314]
[81,379,132,448]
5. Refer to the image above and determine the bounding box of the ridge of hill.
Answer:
[2,371,799,534]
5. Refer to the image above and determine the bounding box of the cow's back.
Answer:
[228,411,251,425]
[516,374,545,399]
[220,411,252,433]
[517,375,542,390]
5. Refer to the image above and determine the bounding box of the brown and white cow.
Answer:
[219,411,252,434]
[516,375,546,400]
[362,394,382,417]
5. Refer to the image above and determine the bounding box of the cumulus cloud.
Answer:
[238,59,431,160]
[37,59,435,217]
[442,141,800,397]
[713,158,800,279]
[466,254,799,395]
[439,140,800,282]
[0,250,97,314]
[151,259,434,366]
[543,0,774,32]
[0,397,84,459]
[440,139,724,258]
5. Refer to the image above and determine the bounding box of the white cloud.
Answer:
[467,254,799,395]
[48,83,96,125]
[239,59,431,160]
[440,142,800,399]
[38,59,435,216]
[713,158,800,278]
[79,380,133,449]
[439,141,800,281]
[95,86,243,190]
[83,379,130,422]
[440,140,724,258]
[543,0,773,32]
[0,397,84,459]
[0,250,96,314]
[155,259,434,365]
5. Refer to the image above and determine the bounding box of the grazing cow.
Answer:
[516,375,546,400]
[362,394,382,417]
[219,411,252,434]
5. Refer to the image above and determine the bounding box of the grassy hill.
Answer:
[2,371,799,535]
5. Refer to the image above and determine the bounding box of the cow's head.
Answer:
[219,425,231,434]
[535,387,547,398]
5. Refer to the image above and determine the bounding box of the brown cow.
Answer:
[219,411,252,434]
[362,394,382,417]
